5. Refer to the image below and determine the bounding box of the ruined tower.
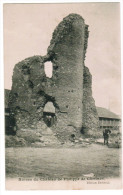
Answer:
[45,14,89,129]
[9,14,99,141]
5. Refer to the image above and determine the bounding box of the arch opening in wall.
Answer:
[43,101,56,127]
[44,61,53,78]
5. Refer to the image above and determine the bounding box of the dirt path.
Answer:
[6,144,121,179]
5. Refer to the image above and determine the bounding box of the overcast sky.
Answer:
[4,3,121,115]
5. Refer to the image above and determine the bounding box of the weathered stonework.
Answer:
[82,66,99,136]
[9,14,99,141]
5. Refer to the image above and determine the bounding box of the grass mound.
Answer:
[5,135,27,147]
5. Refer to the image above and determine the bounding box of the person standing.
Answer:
[103,129,111,145]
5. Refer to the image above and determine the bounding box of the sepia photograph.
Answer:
[4,2,122,190]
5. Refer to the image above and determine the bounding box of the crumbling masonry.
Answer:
[9,14,99,142]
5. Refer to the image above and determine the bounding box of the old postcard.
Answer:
[4,2,122,190]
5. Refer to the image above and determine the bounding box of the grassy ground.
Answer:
[6,144,121,180]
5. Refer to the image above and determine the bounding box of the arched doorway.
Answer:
[43,102,56,127]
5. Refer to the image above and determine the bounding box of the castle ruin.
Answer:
[8,14,99,143]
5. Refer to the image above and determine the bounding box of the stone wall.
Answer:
[5,89,10,109]
[45,14,89,129]
[9,56,45,130]
[8,13,99,140]
[82,66,99,136]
